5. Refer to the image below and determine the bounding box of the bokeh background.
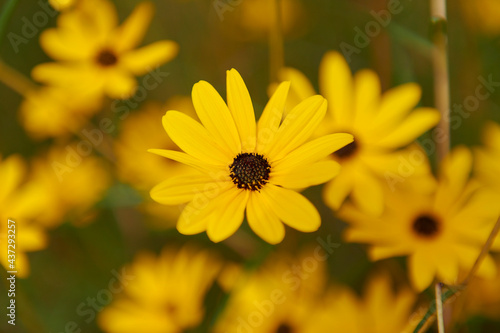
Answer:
[1,0,500,332]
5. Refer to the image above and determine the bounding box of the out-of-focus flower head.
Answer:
[275,51,440,216]
[98,245,222,333]
[214,248,328,333]
[217,0,307,41]
[149,68,353,244]
[114,99,199,227]
[49,0,77,11]
[0,155,48,278]
[25,143,111,228]
[19,86,102,139]
[340,146,500,291]
[461,0,500,35]
[33,0,178,100]
[314,272,418,333]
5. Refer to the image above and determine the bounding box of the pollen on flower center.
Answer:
[229,153,271,191]
[96,49,118,66]
[276,323,294,333]
[334,138,358,159]
[412,214,440,238]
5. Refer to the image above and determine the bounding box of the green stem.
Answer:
[0,0,20,50]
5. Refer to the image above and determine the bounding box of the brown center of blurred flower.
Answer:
[164,302,178,317]
[333,139,358,159]
[229,153,271,191]
[412,214,440,238]
[96,49,118,66]
[276,323,294,333]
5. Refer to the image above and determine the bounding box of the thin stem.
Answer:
[0,59,38,96]
[0,0,20,49]
[269,0,284,84]
[435,283,445,333]
[462,216,500,285]
[431,0,450,161]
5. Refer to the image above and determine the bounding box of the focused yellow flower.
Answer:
[19,87,101,139]
[0,155,48,278]
[114,99,198,227]
[276,51,440,215]
[340,146,499,291]
[150,69,353,244]
[98,245,222,333]
[314,273,418,333]
[33,0,178,99]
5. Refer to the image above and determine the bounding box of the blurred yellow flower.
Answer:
[150,69,353,243]
[19,87,101,139]
[315,273,418,333]
[340,146,499,291]
[49,0,77,11]
[98,245,222,333]
[25,144,111,228]
[0,155,48,278]
[461,0,500,35]
[33,0,178,99]
[214,250,328,333]
[276,51,440,216]
[114,99,198,226]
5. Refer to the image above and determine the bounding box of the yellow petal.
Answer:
[272,160,340,189]
[261,184,320,232]
[150,174,228,205]
[351,172,384,216]
[276,67,316,115]
[206,188,248,242]
[435,249,459,285]
[319,51,353,127]
[113,1,153,52]
[375,107,440,149]
[372,83,422,131]
[246,192,285,244]
[148,149,218,173]
[192,81,241,156]
[0,155,26,203]
[257,81,289,152]
[353,69,380,127]
[323,172,352,210]
[120,41,178,75]
[226,69,256,152]
[272,133,353,171]
[163,111,231,165]
[265,95,327,161]
[39,28,94,61]
[409,252,436,291]
[104,70,137,99]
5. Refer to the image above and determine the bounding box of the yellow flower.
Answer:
[314,273,418,333]
[49,0,77,11]
[114,99,198,227]
[33,0,178,99]
[475,121,500,194]
[461,0,500,35]
[150,69,353,244]
[0,155,48,278]
[98,245,222,333]
[213,250,328,333]
[26,144,111,228]
[340,146,499,291]
[276,51,440,215]
[19,87,101,139]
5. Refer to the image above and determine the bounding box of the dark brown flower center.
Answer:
[229,153,271,191]
[276,323,294,333]
[333,139,358,159]
[96,49,118,66]
[412,214,440,238]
